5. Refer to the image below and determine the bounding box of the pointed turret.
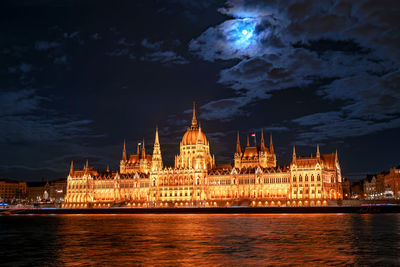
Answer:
[69,161,74,175]
[106,165,110,172]
[137,143,140,156]
[85,159,89,169]
[191,102,198,127]
[269,133,274,154]
[316,144,320,158]
[141,139,146,158]
[152,127,163,171]
[292,146,296,161]
[260,129,266,151]
[246,135,250,147]
[122,140,127,161]
[155,126,160,145]
[196,126,203,144]
[236,131,241,154]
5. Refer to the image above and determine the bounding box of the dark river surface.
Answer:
[1,214,400,266]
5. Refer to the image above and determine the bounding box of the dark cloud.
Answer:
[34,41,61,51]
[190,0,400,144]
[140,51,188,65]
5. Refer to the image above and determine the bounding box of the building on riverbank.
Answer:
[0,179,27,203]
[63,104,344,208]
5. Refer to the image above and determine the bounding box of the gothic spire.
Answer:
[191,102,198,127]
[292,146,296,161]
[246,135,250,147]
[155,126,159,145]
[269,133,274,154]
[152,127,163,171]
[141,138,146,158]
[196,125,203,144]
[85,159,89,169]
[122,140,127,161]
[69,160,74,175]
[137,142,140,156]
[260,129,266,151]
[316,144,320,158]
[236,131,241,154]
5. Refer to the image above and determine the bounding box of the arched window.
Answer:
[331,176,335,183]
[305,175,308,182]
[196,178,200,185]
[311,175,314,182]
[293,176,296,182]
[299,175,303,182]
[317,175,321,182]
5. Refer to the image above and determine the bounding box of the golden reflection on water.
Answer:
[1,214,400,265]
[45,214,400,266]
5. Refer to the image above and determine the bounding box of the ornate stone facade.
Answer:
[63,105,343,208]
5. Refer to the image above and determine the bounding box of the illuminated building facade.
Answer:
[63,105,343,208]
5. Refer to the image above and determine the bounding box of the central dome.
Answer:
[182,127,207,145]
[181,103,208,146]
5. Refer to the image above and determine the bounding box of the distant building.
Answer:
[363,175,377,200]
[351,181,364,199]
[48,178,67,203]
[384,165,400,198]
[342,178,351,199]
[0,179,27,203]
[63,104,344,208]
[26,179,67,203]
[27,181,49,203]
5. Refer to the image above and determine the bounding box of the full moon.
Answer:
[242,29,248,35]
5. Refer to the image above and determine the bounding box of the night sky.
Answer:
[1,0,399,182]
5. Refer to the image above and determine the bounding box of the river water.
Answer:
[1,214,399,266]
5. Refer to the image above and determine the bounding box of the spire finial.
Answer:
[141,138,146,158]
[260,129,266,151]
[246,135,250,147]
[69,160,74,175]
[106,165,110,172]
[85,159,89,169]
[155,126,159,145]
[196,124,203,144]
[191,102,197,127]
[316,144,320,158]
[269,133,274,154]
[292,146,296,160]
[122,140,127,161]
[236,131,241,154]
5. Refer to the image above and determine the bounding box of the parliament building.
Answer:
[63,105,343,208]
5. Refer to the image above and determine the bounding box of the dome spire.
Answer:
[191,102,198,127]
[196,125,203,144]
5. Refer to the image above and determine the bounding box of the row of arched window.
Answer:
[293,174,321,182]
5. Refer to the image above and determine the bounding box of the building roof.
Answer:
[0,178,21,184]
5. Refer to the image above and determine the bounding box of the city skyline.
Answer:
[1,0,399,182]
